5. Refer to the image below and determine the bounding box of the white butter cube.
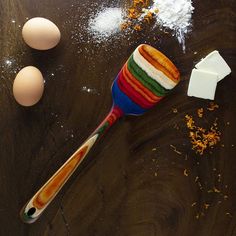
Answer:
[187,68,218,100]
[195,50,231,81]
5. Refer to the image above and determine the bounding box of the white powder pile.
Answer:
[89,8,124,40]
[149,0,194,52]
[76,1,193,52]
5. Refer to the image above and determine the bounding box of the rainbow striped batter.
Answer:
[112,44,180,115]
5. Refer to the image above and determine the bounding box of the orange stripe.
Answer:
[33,146,88,209]
[139,45,180,83]
[123,64,162,103]
[139,45,176,82]
[124,64,161,102]
[123,69,156,104]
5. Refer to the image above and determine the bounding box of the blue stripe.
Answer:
[112,77,147,115]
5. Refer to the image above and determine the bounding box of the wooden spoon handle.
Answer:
[21,106,123,223]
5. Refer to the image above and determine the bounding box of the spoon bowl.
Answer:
[112,44,180,115]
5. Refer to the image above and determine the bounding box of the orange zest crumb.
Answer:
[207,102,219,111]
[217,174,221,182]
[197,108,204,118]
[213,187,221,193]
[133,0,149,7]
[128,8,141,19]
[120,21,131,30]
[185,113,221,155]
[133,24,142,31]
[172,108,178,113]
[121,0,157,31]
[143,11,153,23]
[170,144,182,155]
[184,169,188,176]
[173,123,180,130]
[226,212,232,217]
[198,182,203,190]
[224,195,228,200]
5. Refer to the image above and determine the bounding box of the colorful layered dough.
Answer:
[112,44,180,115]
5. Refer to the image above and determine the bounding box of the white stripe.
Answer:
[133,47,176,90]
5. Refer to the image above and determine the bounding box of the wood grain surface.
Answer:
[0,0,235,235]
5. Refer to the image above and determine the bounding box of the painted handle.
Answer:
[21,106,123,223]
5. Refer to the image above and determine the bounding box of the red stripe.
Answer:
[121,68,158,106]
[123,63,162,103]
[117,72,154,109]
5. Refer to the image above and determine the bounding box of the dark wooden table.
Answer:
[0,0,235,235]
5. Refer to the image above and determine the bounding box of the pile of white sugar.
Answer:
[89,8,123,40]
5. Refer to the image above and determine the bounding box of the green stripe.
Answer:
[127,55,170,97]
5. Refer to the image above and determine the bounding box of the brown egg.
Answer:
[22,17,61,50]
[13,66,45,106]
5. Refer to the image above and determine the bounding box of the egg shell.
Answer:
[13,66,45,106]
[22,17,61,50]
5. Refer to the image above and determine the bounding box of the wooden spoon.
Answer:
[21,44,180,223]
